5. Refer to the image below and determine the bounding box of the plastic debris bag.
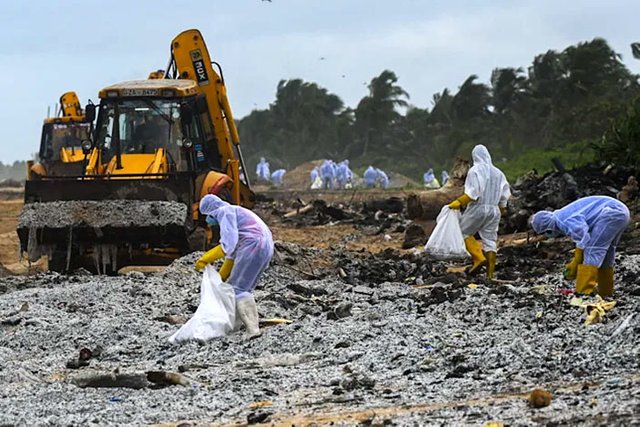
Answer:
[424,206,470,260]
[168,265,236,344]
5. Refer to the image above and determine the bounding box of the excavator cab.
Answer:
[92,82,222,178]
[31,91,93,178]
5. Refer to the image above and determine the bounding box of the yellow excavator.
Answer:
[29,92,93,178]
[19,29,254,273]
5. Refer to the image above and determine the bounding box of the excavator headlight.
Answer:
[106,90,119,98]
[182,138,193,149]
[81,139,93,154]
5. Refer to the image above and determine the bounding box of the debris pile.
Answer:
[274,197,407,230]
[502,164,634,233]
[0,246,638,425]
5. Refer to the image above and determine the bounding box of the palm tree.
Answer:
[354,70,409,157]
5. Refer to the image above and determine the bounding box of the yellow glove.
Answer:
[499,206,506,216]
[195,245,225,271]
[448,194,473,210]
[564,247,584,280]
[219,259,234,281]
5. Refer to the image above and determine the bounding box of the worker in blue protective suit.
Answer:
[363,166,377,188]
[530,196,630,297]
[336,160,352,189]
[376,168,389,189]
[448,145,511,279]
[271,169,286,187]
[195,195,274,337]
[256,157,270,184]
[310,166,320,186]
[423,168,441,189]
[441,170,449,186]
[320,160,335,190]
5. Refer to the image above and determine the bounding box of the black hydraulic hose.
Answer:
[114,105,123,170]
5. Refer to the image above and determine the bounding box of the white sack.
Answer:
[424,206,470,260]
[168,265,236,344]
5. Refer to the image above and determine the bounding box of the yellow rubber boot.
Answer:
[464,236,487,275]
[597,267,614,298]
[219,258,235,281]
[195,245,225,271]
[575,264,598,295]
[564,248,584,280]
[486,251,496,279]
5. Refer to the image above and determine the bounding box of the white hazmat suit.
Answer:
[198,195,274,336]
[459,145,511,252]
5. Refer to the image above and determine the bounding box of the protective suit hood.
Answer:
[472,145,492,165]
[200,195,230,215]
[531,211,556,234]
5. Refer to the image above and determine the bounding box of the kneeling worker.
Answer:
[195,195,275,337]
[448,145,511,278]
[530,196,630,297]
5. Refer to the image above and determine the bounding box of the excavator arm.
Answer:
[166,29,253,207]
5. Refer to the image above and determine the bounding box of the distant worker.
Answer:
[271,169,286,187]
[310,166,320,186]
[196,195,274,337]
[530,196,630,297]
[376,168,389,189]
[423,168,441,189]
[256,157,270,184]
[441,170,449,186]
[363,166,377,188]
[447,145,510,279]
[320,159,335,190]
[336,160,353,189]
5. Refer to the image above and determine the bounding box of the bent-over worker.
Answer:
[530,196,630,297]
[195,195,274,337]
[448,144,511,278]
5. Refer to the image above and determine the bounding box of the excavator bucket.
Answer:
[17,177,196,273]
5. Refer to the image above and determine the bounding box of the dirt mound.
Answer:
[283,160,324,190]
[387,171,419,188]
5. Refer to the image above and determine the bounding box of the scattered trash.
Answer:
[570,296,617,325]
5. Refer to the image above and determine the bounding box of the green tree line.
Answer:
[237,38,640,181]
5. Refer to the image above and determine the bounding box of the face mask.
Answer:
[206,215,218,226]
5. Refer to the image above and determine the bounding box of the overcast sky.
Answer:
[1,0,639,162]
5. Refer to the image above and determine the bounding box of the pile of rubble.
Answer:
[1,239,639,425]
[502,164,636,233]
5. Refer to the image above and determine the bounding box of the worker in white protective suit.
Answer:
[530,196,630,297]
[447,145,511,278]
[195,195,274,337]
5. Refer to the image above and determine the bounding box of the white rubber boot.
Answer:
[236,295,261,338]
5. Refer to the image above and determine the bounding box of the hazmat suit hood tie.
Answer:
[200,195,230,216]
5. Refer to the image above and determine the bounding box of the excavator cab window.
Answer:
[96,98,192,171]
[39,122,91,161]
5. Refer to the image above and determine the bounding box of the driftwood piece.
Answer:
[71,372,149,389]
[284,204,314,218]
[406,158,469,220]
[146,371,190,387]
